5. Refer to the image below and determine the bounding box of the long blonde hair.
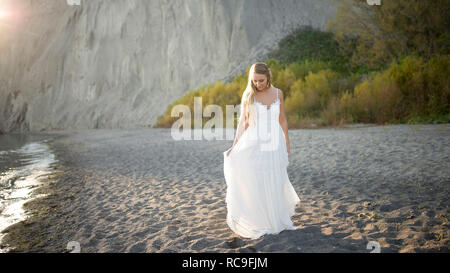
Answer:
[239,62,273,127]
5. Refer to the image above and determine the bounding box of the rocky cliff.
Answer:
[0,0,340,133]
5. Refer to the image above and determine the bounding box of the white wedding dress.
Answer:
[223,88,300,240]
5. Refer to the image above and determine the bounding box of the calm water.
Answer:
[0,133,58,239]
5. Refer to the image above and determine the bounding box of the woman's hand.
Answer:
[226,147,233,157]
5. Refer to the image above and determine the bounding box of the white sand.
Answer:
[1,124,449,253]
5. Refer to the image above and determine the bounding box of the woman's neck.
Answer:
[257,86,271,93]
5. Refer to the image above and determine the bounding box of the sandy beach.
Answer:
[1,124,449,253]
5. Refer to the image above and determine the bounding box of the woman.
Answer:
[223,62,300,240]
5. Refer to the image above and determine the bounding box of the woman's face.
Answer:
[252,73,268,91]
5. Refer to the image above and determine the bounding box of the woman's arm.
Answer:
[278,90,290,154]
[231,101,248,148]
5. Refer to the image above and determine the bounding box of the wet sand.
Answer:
[0,124,449,253]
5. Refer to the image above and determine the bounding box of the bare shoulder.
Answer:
[276,88,284,100]
[242,91,250,102]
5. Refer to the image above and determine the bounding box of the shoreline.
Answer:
[1,125,449,253]
[0,135,81,252]
[0,142,57,252]
[0,131,87,252]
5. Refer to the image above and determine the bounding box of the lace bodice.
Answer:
[252,88,281,125]
[253,88,280,110]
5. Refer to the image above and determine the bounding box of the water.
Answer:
[0,133,59,249]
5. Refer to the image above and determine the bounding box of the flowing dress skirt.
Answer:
[223,121,300,239]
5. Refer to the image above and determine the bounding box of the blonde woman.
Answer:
[223,62,300,239]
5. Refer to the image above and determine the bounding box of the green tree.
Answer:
[327,0,450,70]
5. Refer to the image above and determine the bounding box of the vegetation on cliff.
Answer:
[155,0,449,129]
